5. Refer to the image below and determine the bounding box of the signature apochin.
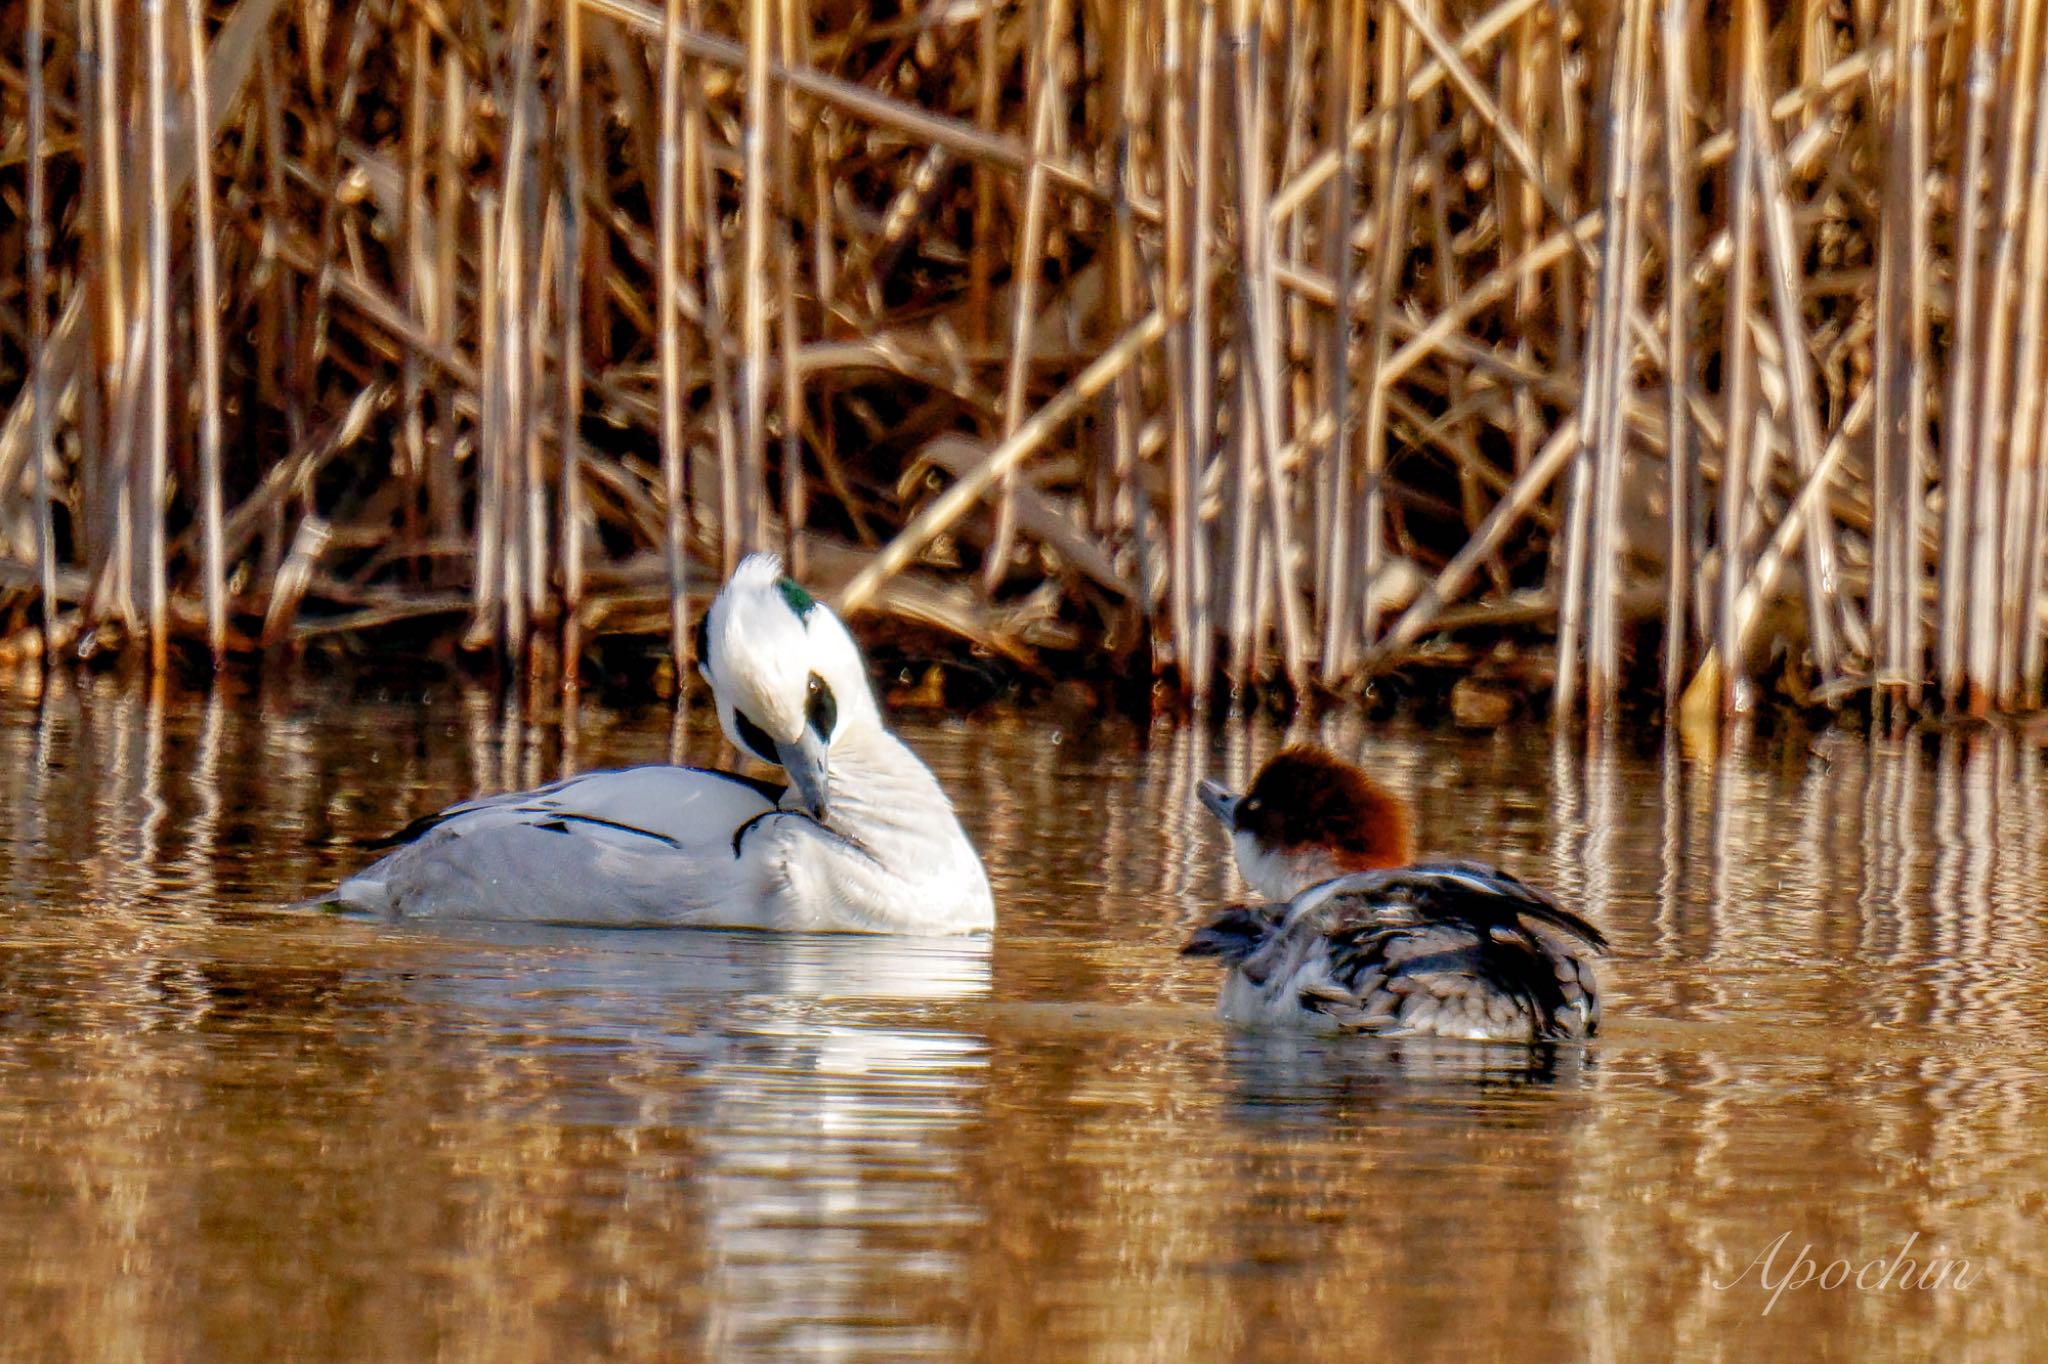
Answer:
[1713,1232,1983,1315]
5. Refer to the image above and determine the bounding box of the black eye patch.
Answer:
[694,610,713,670]
[732,709,779,765]
[806,674,837,739]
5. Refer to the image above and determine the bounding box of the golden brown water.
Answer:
[1,677,2044,1361]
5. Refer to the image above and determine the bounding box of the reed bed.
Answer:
[0,0,2039,719]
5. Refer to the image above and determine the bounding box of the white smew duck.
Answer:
[1184,747,1605,1041]
[333,554,995,934]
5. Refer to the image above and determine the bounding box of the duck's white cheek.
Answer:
[1232,831,1295,902]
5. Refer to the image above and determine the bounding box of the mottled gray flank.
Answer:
[1188,862,1605,1042]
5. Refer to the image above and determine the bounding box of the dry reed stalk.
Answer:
[1938,0,1994,711]
[297,5,376,486]
[1903,0,1932,710]
[2019,29,2048,704]
[1424,124,1487,593]
[559,0,588,670]
[1660,0,1696,715]
[524,200,558,660]
[738,0,772,558]
[1224,368,1259,690]
[93,0,134,629]
[1184,0,1220,696]
[1228,0,1307,687]
[399,20,429,586]
[986,0,1067,596]
[90,0,126,368]
[26,0,54,656]
[2003,68,2048,705]
[802,20,835,493]
[1220,10,1261,687]
[1713,0,1764,714]
[1551,419,1593,715]
[1159,0,1195,686]
[257,37,296,524]
[1104,0,1146,591]
[143,0,171,671]
[1543,3,1585,527]
[776,0,806,578]
[1316,0,1363,684]
[1357,8,1413,653]
[1871,4,1908,715]
[1576,28,1625,709]
[1747,55,1849,680]
[659,0,689,666]
[1965,1,2040,709]
[68,4,106,616]
[684,0,741,580]
[1503,7,1542,486]
[969,0,999,348]
[1995,9,2048,707]
[500,1,545,666]
[472,189,503,648]
[1578,0,1652,722]
[1278,6,1315,497]
[183,0,226,665]
[431,49,464,586]
[88,311,144,634]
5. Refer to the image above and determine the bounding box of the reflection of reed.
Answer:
[1615,722,2048,1037]
[1574,720,2048,1357]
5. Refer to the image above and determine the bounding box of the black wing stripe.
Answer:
[356,809,455,850]
[537,812,685,848]
[356,764,784,851]
[732,809,784,856]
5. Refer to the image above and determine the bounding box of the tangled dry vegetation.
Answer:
[0,0,2039,719]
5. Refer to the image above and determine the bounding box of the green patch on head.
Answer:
[776,576,818,619]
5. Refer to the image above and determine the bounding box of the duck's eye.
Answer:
[732,709,778,765]
[693,611,713,670]
[806,673,838,739]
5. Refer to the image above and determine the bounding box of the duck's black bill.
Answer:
[1197,778,1239,828]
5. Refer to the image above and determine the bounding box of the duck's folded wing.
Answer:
[1308,873,1601,1038]
[338,766,784,923]
[366,765,784,851]
[1297,861,1608,954]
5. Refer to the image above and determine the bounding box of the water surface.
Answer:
[0,677,2043,1360]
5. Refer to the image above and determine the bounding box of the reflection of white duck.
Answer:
[368,926,989,1356]
[1185,747,1605,1041]
[333,554,995,934]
